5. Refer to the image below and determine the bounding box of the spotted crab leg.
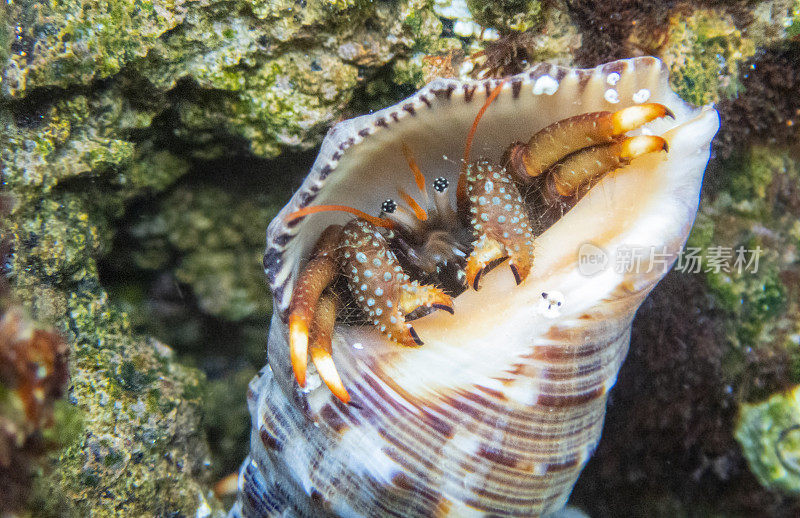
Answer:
[340,219,453,347]
[287,212,454,402]
[288,224,343,387]
[461,103,670,291]
[455,79,536,290]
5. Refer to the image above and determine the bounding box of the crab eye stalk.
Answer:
[432,177,449,193]
[381,199,397,214]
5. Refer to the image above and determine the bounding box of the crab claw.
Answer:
[507,102,673,180]
[463,161,534,290]
[340,219,453,348]
[390,282,454,346]
[308,293,350,403]
[399,282,454,316]
[465,235,532,290]
[287,225,343,387]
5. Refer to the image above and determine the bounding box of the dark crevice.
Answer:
[96,148,314,374]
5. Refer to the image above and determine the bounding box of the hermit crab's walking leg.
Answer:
[288,224,343,387]
[506,103,672,198]
[546,135,668,197]
[308,292,350,403]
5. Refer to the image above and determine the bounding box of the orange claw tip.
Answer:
[310,345,351,404]
[289,315,309,387]
[428,289,454,312]
[619,135,669,160]
[465,262,485,291]
[610,103,673,135]
[465,260,481,290]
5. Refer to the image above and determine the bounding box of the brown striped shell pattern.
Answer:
[231,57,720,517]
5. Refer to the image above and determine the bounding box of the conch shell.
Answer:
[232,57,720,517]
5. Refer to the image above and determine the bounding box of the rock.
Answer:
[736,385,800,494]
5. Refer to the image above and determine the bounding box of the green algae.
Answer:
[736,385,800,494]
[660,2,799,108]
[3,0,440,161]
[686,147,800,401]
[38,289,222,517]
[0,82,171,196]
[2,187,223,516]
[1,0,189,97]
[171,50,360,157]
[663,10,756,106]
[466,0,544,33]
[790,0,800,37]
[137,0,429,157]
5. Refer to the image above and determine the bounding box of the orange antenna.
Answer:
[286,205,395,229]
[401,143,426,194]
[457,79,509,202]
[398,188,428,221]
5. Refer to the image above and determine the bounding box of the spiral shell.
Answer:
[232,57,720,517]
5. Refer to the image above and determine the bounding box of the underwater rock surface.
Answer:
[0,0,799,515]
[736,385,800,495]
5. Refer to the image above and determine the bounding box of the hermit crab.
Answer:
[232,57,719,517]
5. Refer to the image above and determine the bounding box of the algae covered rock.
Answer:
[736,385,800,494]
[2,0,442,160]
[686,147,800,400]
[661,9,757,106]
[136,0,431,157]
[47,294,221,517]
[465,0,544,33]
[1,0,191,97]
[3,189,225,516]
